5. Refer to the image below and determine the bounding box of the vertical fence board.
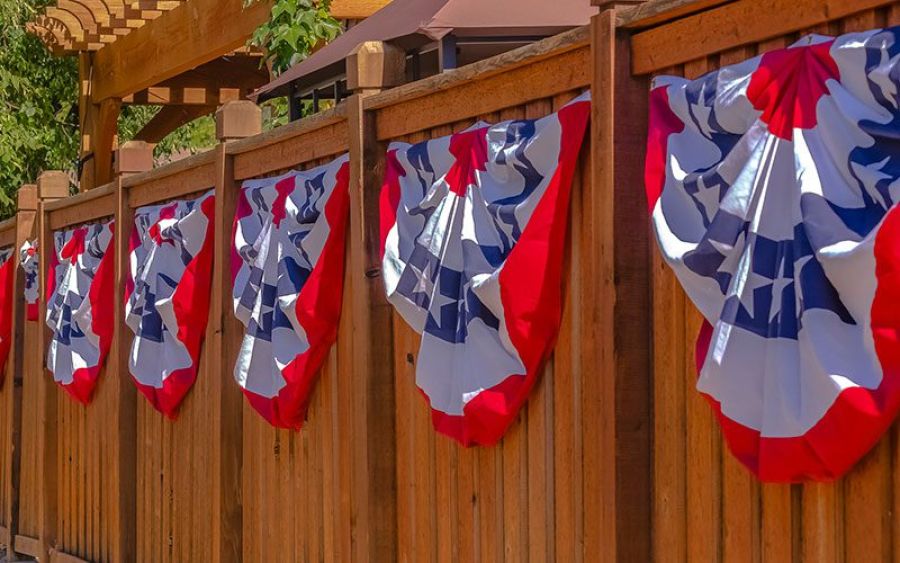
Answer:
[7,191,37,560]
[844,441,891,563]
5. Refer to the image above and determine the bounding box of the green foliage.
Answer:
[247,0,341,75]
[0,0,79,216]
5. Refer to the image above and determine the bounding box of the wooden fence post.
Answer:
[34,171,70,562]
[115,140,155,178]
[587,2,652,563]
[345,40,404,562]
[111,139,153,563]
[209,100,261,563]
[4,185,37,561]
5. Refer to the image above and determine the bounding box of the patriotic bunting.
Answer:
[647,28,900,481]
[0,249,15,386]
[126,192,215,417]
[233,155,350,429]
[46,221,115,404]
[380,92,590,446]
[20,240,38,321]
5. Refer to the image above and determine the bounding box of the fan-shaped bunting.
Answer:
[233,155,350,429]
[647,28,900,481]
[126,192,215,417]
[46,221,115,404]
[380,92,590,446]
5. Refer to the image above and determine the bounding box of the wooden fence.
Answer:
[1,0,899,561]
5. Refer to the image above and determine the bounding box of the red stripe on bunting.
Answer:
[645,85,684,214]
[0,256,16,386]
[379,149,404,260]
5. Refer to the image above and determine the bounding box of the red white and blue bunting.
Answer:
[647,29,900,481]
[20,239,38,321]
[232,155,350,429]
[380,92,590,446]
[126,192,215,417]
[0,248,15,385]
[46,221,115,404]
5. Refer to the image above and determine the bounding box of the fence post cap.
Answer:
[115,140,155,176]
[17,184,38,211]
[216,101,262,142]
[37,170,70,200]
[346,40,406,93]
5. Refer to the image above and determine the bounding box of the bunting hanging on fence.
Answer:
[0,248,15,385]
[646,28,900,482]
[380,92,590,446]
[233,155,350,430]
[46,221,115,404]
[20,239,38,321]
[126,192,215,418]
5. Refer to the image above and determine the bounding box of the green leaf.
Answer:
[247,0,340,76]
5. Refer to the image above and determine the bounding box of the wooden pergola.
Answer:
[27,0,390,190]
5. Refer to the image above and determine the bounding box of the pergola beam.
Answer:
[27,0,184,52]
[330,0,392,19]
[125,87,242,106]
[90,0,274,102]
[122,54,268,104]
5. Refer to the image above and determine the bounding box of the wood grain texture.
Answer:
[631,0,896,73]
[617,0,734,28]
[232,121,349,181]
[231,111,376,563]
[373,45,590,140]
[91,0,273,101]
[3,201,32,561]
[589,10,652,563]
[129,135,243,563]
[347,91,399,563]
[329,0,390,19]
[48,194,116,231]
[127,162,214,208]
